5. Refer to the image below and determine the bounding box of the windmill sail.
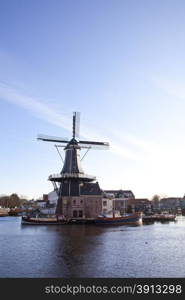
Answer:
[37,134,69,143]
[79,140,109,149]
[72,112,80,138]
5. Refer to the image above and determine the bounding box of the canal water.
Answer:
[0,216,185,278]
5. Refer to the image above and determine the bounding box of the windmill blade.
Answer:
[72,112,80,138]
[55,143,107,149]
[79,140,109,146]
[79,144,109,150]
[37,134,69,143]
[80,144,109,150]
[79,140,109,149]
[55,144,107,149]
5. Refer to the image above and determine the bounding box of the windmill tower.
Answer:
[38,112,109,219]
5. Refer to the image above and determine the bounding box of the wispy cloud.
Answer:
[109,131,159,155]
[0,82,72,131]
[0,82,154,162]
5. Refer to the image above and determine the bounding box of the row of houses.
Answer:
[34,189,152,217]
[34,189,185,218]
[153,197,185,213]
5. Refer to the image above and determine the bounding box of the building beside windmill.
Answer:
[38,112,110,221]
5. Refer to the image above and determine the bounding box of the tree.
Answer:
[9,193,20,208]
[151,194,160,209]
[0,196,9,207]
[0,194,29,208]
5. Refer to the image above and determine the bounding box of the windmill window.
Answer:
[73,210,77,217]
[79,210,83,218]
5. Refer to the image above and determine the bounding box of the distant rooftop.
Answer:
[104,189,135,199]
[81,182,102,195]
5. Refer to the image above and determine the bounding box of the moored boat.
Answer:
[0,208,9,217]
[95,211,142,225]
[142,213,177,223]
[21,215,68,225]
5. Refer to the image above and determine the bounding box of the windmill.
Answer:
[37,112,109,215]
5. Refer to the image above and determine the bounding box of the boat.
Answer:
[21,215,68,225]
[95,211,142,225]
[142,213,177,223]
[0,208,9,217]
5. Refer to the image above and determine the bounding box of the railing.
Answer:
[48,173,96,180]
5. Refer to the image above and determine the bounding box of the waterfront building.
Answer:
[126,198,151,213]
[103,190,135,215]
[112,197,151,214]
[47,190,58,206]
[59,182,103,220]
[104,189,135,199]
[159,197,181,212]
[101,197,113,215]
[180,197,185,215]
[43,191,58,213]
[36,199,47,208]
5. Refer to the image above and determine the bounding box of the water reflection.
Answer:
[1,217,185,277]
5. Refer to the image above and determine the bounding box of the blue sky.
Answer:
[1,0,185,199]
